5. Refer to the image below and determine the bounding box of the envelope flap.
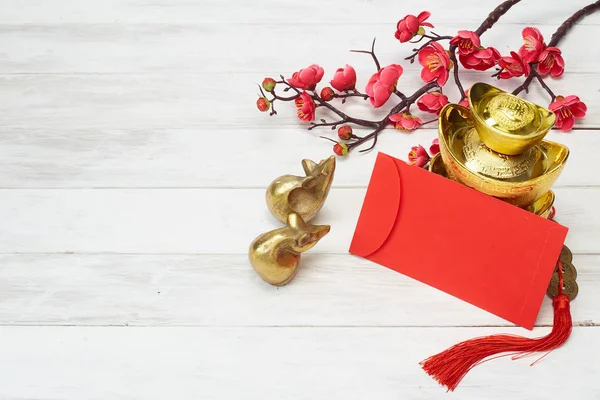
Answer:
[349,153,401,257]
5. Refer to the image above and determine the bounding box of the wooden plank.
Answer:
[0,0,598,24]
[0,253,598,327]
[0,187,596,254]
[0,23,596,74]
[0,127,596,188]
[0,326,598,399]
[0,72,597,130]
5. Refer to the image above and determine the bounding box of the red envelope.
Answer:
[349,152,568,329]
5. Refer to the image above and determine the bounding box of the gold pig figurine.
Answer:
[266,156,336,224]
[249,212,330,286]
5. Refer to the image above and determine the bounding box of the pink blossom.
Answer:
[294,91,316,122]
[395,11,434,43]
[408,145,430,167]
[390,112,423,131]
[498,51,531,79]
[449,30,481,55]
[459,47,500,71]
[365,64,404,108]
[418,42,452,85]
[417,91,449,115]
[537,47,564,77]
[288,64,324,90]
[519,27,546,64]
[429,138,440,155]
[330,65,357,92]
[548,95,587,131]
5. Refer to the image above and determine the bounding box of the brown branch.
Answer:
[474,0,522,36]
[350,38,381,71]
[333,92,369,100]
[512,72,535,96]
[308,119,344,131]
[314,95,380,128]
[532,70,557,102]
[548,0,600,47]
[448,49,464,100]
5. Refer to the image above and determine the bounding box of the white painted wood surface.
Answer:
[0,0,599,398]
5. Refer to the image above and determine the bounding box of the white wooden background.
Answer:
[0,1,599,398]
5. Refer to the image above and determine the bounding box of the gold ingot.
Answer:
[527,190,555,219]
[249,212,330,286]
[266,156,335,224]
[437,104,569,207]
[469,82,556,155]
[429,153,556,218]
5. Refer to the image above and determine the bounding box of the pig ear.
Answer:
[287,212,308,231]
[302,159,317,175]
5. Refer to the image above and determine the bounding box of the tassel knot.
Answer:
[422,261,573,391]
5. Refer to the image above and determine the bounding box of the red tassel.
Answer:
[421,262,572,391]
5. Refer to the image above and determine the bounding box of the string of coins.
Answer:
[548,209,578,300]
[548,245,578,300]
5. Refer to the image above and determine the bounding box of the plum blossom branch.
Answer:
[256,0,597,156]
[350,38,381,71]
[449,0,523,100]
[549,0,600,47]
[348,81,440,153]
[513,0,600,97]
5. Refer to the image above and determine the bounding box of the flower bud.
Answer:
[337,125,353,140]
[320,87,335,101]
[256,97,270,112]
[333,142,349,157]
[262,77,276,92]
[429,138,440,156]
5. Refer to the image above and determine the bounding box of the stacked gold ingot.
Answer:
[431,82,569,218]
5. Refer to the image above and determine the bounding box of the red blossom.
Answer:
[365,64,404,108]
[459,46,500,71]
[395,11,434,43]
[549,95,587,131]
[390,112,423,131]
[288,64,325,90]
[333,142,349,156]
[294,91,316,122]
[418,42,452,86]
[337,125,353,140]
[429,138,440,155]
[449,30,481,55]
[330,65,357,92]
[498,51,531,79]
[256,97,270,112]
[320,87,335,101]
[537,47,565,77]
[519,27,546,64]
[417,91,449,115]
[408,145,430,167]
